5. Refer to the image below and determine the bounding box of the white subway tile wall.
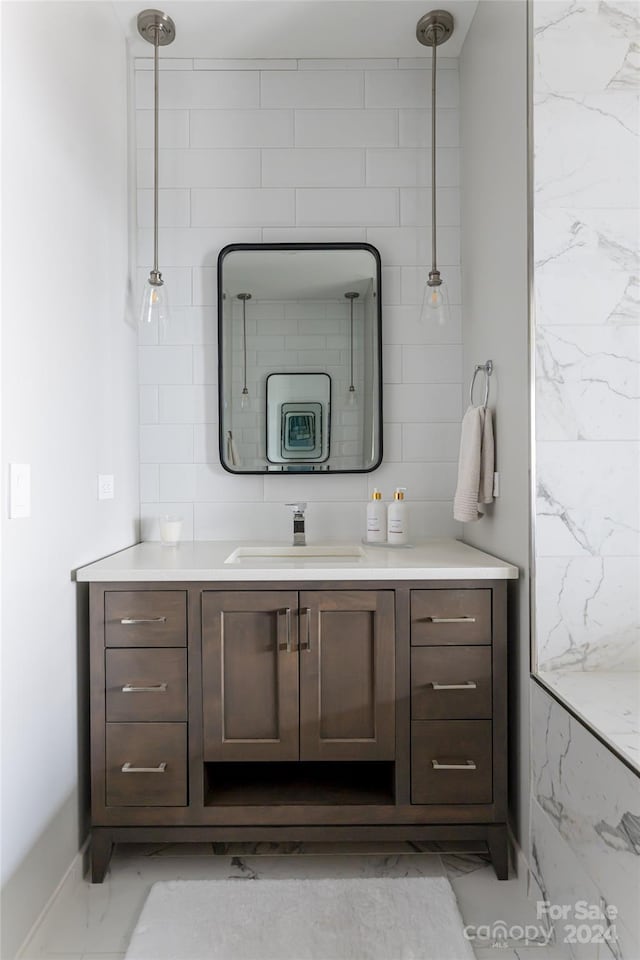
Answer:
[136,58,463,541]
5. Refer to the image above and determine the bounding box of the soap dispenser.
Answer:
[387,488,409,545]
[366,489,386,543]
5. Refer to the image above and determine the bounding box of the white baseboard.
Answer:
[16,839,89,960]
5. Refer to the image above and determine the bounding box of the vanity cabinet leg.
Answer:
[91,830,113,883]
[487,824,509,880]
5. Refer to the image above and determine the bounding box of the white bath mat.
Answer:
[124,876,475,960]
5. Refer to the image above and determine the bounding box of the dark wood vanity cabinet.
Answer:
[88,580,508,883]
[202,590,395,763]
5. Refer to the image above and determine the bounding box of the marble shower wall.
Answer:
[533,0,640,672]
[530,682,640,960]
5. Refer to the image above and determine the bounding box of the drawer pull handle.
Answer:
[432,759,477,771]
[121,762,167,774]
[426,616,476,624]
[431,681,477,691]
[120,617,167,625]
[121,683,168,694]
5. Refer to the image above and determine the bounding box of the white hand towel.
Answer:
[480,406,495,506]
[453,405,494,522]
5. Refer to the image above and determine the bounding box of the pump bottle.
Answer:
[387,487,409,545]
[366,489,386,543]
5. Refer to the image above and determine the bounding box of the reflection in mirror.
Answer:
[218,244,382,474]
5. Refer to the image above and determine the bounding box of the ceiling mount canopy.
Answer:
[137,8,176,46]
[415,9,455,48]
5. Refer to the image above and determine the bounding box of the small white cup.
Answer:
[159,515,182,546]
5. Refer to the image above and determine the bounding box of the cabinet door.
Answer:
[299,591,395,761]
[202,591,299,761]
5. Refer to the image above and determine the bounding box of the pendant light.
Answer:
[416,10,454,327]
[237,293,252,410]
[345,292,360,406]
[138,9,176,330]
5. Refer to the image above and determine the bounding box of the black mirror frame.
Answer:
[217,242,384,476]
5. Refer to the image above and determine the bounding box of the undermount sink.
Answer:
[224,544,366,564]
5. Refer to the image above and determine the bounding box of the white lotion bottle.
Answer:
[387,487,409,545]
[366,489,386,543]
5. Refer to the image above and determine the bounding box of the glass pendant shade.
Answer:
[140,277,170,329]
[240,388,250,411]
[420,278,450,328]
[347,385,358,407]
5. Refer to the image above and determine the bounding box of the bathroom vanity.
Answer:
[77,539,518,882]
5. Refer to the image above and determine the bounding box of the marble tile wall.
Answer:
[531,5,639,958]
[533,0,640,673]
[530,682,640,960]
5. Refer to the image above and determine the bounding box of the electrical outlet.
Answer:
[98,474,115,500]
[9,463,31,518]
[493,472,500,498]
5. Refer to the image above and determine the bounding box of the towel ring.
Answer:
[470,360,493,408]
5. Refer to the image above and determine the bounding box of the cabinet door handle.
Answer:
[121,683,168,694]
[431,759,477,771]
[120,617,167,625]
[431,680,477,691]
[425,616,476,624]
[121,762,167,774]
[301,608,312,651]
[278,607,292,653]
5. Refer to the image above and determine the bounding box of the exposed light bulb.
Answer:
[420,278,450,327]
[240,388,250,411]
[347,386,358,407]
[140,277,170,330]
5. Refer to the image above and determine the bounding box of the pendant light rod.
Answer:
[238,293,252,399]
[431,37,437,278]
[137,10,176,286]
[153,33,160,277]
[345,291,359,394]
[416,9,454,288]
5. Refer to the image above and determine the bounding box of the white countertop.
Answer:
[76,538,519,582]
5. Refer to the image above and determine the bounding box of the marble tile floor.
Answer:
[538,669,640,770]
[20,842,572,960]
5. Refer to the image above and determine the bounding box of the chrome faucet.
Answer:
[286,502,307,547]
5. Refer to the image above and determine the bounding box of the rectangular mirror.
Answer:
[218,243,382,474]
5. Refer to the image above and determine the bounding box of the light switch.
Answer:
[9,463,31,518]
[98,474,115,500]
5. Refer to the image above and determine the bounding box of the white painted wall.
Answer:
[458,1,530,853]
[0,4,137,955]
[135,56,465,543]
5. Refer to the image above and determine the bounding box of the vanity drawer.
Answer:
[411,647,492,719]
[105,649,187,722]
[105,591,187,647]
[106,723,187,806]
[411,590,491,646]
[411,720,492,804]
